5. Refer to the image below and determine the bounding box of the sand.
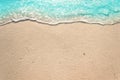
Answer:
[0,21,120,80]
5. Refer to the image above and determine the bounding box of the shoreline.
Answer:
[0,17,120,27]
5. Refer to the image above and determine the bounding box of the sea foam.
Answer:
[0,0,120,25]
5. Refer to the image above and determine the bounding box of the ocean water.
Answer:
[0,0,120,25]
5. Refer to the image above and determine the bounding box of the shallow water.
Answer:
[0,0,120,25]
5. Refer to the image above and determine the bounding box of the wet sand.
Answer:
[0,21,120,80]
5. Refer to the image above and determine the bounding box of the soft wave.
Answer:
[0,0,120,25]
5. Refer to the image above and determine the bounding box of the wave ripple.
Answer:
[0,0,120,25]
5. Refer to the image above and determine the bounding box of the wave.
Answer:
[0,0,120,25]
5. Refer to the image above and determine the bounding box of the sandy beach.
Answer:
[0,21,120,80]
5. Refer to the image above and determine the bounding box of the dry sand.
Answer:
[0,21,120,80]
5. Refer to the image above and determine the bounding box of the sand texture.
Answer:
[0,21,120,80]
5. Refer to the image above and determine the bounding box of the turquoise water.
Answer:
[0,0,120,25]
